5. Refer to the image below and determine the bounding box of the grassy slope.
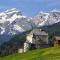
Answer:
[0,46,60,60]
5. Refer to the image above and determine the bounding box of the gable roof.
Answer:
[29,29,48,36]
[54,36,60,40]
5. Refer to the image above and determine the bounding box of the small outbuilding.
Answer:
[52,36,60,46]
[18,42,29,53]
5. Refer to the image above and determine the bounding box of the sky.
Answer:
[0,0,60,16]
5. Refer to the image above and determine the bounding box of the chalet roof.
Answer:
[29,29,48,36]
[54,36,60,40]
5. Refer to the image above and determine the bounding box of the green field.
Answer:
[0,46,60,60]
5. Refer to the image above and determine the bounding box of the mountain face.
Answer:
[0,8,33,43]
[33,9,60,27]
[0,8,60,43]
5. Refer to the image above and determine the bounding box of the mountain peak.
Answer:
[0,8,60,44]
[4,8,22,15]
[5,8,19,12]
[51,9,60,12]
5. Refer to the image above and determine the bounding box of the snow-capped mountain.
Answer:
[33,9,60,27]
[0,8,33,43]
[0,8,60,44]
[0,8,34,35]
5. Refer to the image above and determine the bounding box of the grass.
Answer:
[0,46,60,60]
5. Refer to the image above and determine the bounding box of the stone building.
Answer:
[26,29,49,49]
[18,29,49,53]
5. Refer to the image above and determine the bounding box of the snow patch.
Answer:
[13,25,24,32]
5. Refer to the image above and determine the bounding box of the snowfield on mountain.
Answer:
[0,8,60,43]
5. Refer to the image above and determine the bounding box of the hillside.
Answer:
[0,30,31,56]
[40,22,60,36]
[0,22,60,56]
[0,46,60,60]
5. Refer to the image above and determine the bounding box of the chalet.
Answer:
[52,36,60,46]
[18,29,49,53]
[26,29,49,49]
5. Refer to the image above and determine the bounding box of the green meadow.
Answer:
[0,46,60,60]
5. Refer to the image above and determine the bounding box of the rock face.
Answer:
[0,8,33,43]
[33,9,60,27]
[0,8,60,43]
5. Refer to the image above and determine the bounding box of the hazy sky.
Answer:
[0,0,60,16]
